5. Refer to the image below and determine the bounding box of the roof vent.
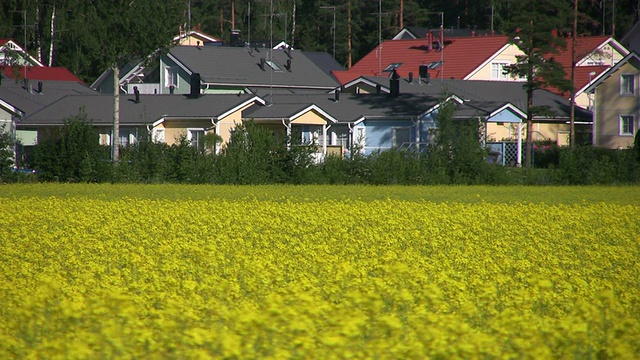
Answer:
[37,81,43,93]
[259,58,266,71]
[334,89,340,102]
[285,59,292,71]
[407,72,413,83]
[134,86,140,103]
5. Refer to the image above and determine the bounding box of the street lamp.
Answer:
[320,6,336,59]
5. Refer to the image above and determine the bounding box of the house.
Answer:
[392,27,496,40]
[335,33,628,111]
[159,45,339,95]
[18,91,265,153]
[585,52,640,149]
[332,35,512,85]
[341,75,592,148]
[0,73,97,166]
[0,39,43,66]
[90,30,222,95]
[173,30,221,46]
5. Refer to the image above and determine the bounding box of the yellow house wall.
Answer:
[486,122,571,144]
[578,43,626,67]
[466,44,525,81]
[291,109,328,125]
[594,61,640,149]
[163,119,215,145]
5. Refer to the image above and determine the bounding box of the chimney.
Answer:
[134,86,140,103]
[334,89,340,102]
[230,29,241,47]
[190,73,201,98]
[389,70,400,97]
[419,65,429,84]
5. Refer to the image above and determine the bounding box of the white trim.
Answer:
[419,95,464,118]
[576,37,630,67]
[488,103,527,120]
[173,30,221,43]
[463,42,514,80]
[166,53,193,76]
[490,61,511,80]
[0,99,24,117]
[585,52,640,93]
[289,104,338,123]
[218,96,266,119]
[0,40,44,66]
[620,73,636,95]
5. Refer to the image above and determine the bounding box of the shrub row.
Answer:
[3,113,640,185]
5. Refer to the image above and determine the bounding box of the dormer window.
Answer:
[491,62,509,80]
[620,74,635,95]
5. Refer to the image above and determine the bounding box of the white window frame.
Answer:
[187,128,205,149]
[619,115,635,136]
[491,62,510,80]
[620,74,635,95]
[165,66,178,88]
[152,128,165,143]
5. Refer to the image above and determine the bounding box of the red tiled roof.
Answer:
[333,35,511,85]
[0,39,8,46]
[2,66,84,84]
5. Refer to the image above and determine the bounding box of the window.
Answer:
[153,128,165,143]
[491,62,509,80]
[621,74,635,95]
[188,128,205,150]
[620,115,635,136]
[393,127,412,147]
[165,66,178,88]
[119,128,136,147]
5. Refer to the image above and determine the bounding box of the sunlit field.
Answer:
[1,185,639,359]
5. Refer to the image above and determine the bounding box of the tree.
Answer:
[502,0,572,168]
[86,0,184,163]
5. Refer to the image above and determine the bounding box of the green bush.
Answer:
[31,111,111,182]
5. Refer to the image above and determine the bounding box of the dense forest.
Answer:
[1,0,639,84]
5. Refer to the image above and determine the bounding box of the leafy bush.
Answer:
[31,111,111,182]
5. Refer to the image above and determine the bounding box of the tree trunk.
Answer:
[48,3,56,67]
[291,2,296,49]
[112,64,120,162]
[569,0,577,149]
[347,0,352,68]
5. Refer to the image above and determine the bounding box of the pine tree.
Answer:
[502,0,572,168]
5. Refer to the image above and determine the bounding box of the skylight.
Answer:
[265,60,282,72]
[383,63,402,72]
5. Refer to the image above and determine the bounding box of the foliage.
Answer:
[556,145,640,184]
[31,111,111,182]
[0,123,15,181]
[1,185,639,358]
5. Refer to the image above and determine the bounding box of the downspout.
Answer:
[322,124,329,156]
[347,122,354,157]
[211,118,219,154]
[282,118,291,150]
[591,91,597,145]
[516,122,523,167]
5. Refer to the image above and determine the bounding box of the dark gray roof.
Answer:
[19,93,260,126]
[245,93,443,122]
[301,52,345,76]
[168,46,339,89]
[0,77,97,116]
[355,76,591,120]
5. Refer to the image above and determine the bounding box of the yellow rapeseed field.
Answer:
[1,185,639,359]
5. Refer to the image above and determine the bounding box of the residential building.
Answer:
[585,52,640,149]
